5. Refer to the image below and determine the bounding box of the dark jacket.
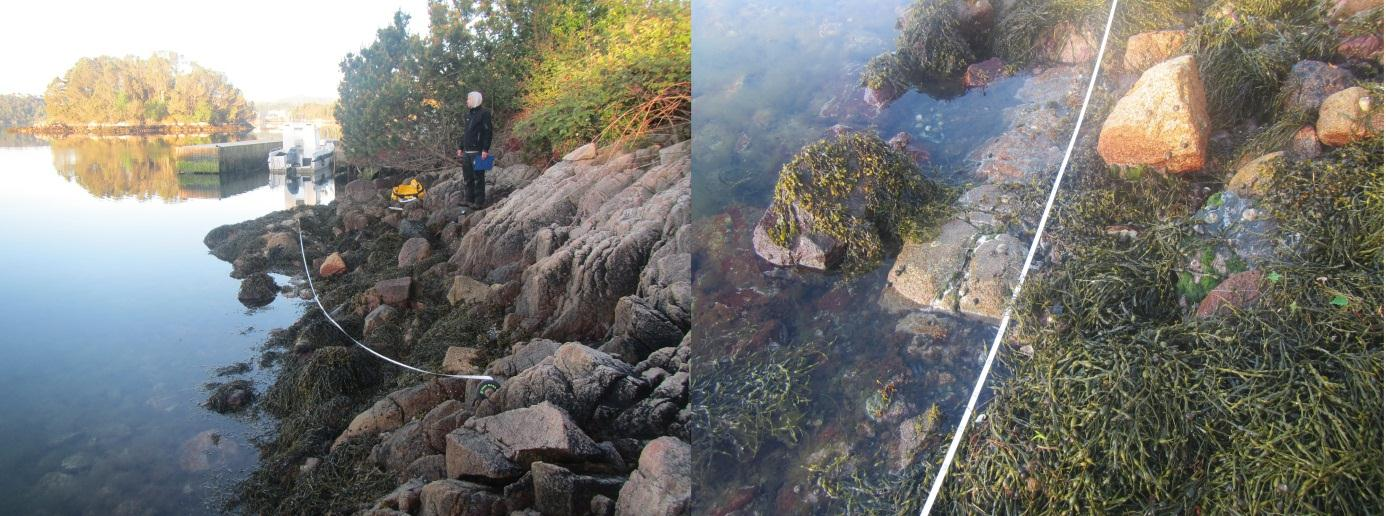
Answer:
[460,106,493,153]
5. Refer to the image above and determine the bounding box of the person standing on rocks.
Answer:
[456,91,494,208]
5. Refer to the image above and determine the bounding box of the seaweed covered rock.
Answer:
[237,273,278,308]
[1098,55,1212,173]
[752,132,952,274]
[860,0,986,105]
[205,379,255,413]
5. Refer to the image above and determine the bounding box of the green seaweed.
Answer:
[1186,0,1334,126]
[690,344,824,468]
[940,136,1383,513]
[766,131,954,275]
[992,0,1194,67]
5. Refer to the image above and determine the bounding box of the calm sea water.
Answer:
[0,134,330,514]
[692,0,1036,512]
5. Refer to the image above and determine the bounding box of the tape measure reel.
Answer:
[478,379,501,398]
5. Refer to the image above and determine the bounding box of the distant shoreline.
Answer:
[10,123,253,136]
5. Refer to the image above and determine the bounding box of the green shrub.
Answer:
[513,0,690,156]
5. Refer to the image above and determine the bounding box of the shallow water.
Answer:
[691,1,1050,512]
[0,135,331,514]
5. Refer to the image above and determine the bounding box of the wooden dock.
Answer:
[175,139,281,174]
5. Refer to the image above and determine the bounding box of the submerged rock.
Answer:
[885,219,978,310]
[1097,55,1211,173]
[206,379,255,413]
[1317,86,1382,146]
[963,57,1007,88]
[237,273,279,308]
[178,429,240,472]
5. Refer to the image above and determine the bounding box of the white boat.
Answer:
[268,122,334,173]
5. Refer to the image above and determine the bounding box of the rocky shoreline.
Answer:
[203,139,691,515]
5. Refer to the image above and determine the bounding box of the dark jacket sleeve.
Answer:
[480,109,493,153]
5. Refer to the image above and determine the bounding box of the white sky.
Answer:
[0,0,433,102]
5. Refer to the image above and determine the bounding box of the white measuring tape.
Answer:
[919,1,1120,512]
[294,218,494,381]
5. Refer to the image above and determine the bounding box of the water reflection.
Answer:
[35,135,336,207]
[0,135,328,513]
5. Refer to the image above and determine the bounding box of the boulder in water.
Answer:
[237,273,278,308]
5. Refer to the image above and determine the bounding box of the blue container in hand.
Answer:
[472,154,495,171]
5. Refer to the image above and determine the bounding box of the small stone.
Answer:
[1290,126,1322,159]
[375,277,413,306]
[447,275,490,306]
[1317,87,1382,146]
[1227,152,1284,198]
[398,238,433,268]
[319,252,347,277]
[1337,35,1383,62]
[364,304,398,337]
[1283,60,1353,112]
